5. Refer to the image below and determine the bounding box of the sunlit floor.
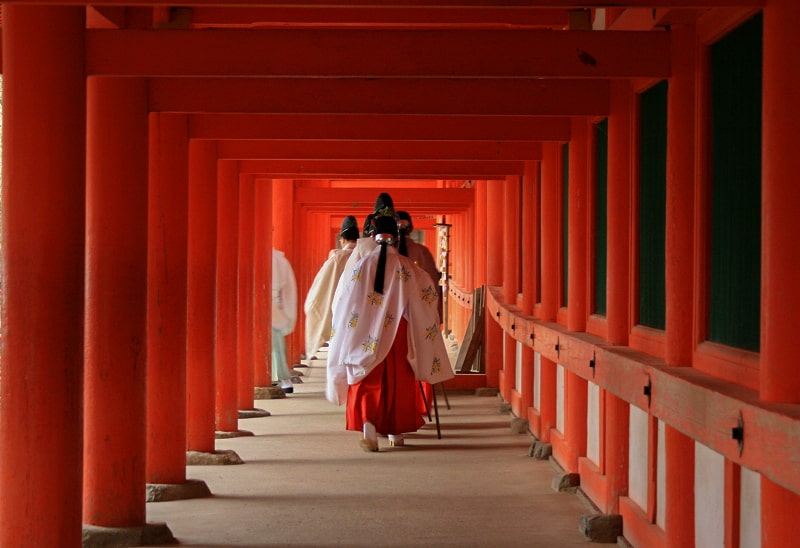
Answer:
[146,356,613,547]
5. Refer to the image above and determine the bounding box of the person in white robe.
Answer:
[326,213,454,451]
[303,215,359,359]
[272,248,298,393]
[397,210,443,323]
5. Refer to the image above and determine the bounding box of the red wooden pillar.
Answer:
[662,24,699,545]
[761,2,800,543]
[84,77,149,525]
[238,174,256,410]
[474,180,488,287]
[603,79,634,515]
[501,176,521,403]
[216,160,240,433]
[563,117,589,472]
[253,179,274,387]
[485,180,504,389]
[146,113,189,485]
[1,9,85,546]
[537,143,562,443]
[520,163,539,418]
[607,80,632,347]
[272,179,298,366]
[187,140,218,453]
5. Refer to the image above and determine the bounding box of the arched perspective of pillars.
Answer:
[1,8,86,546]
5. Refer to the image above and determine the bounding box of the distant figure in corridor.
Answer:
[326,211,454,451]
[303,215,359,360]
[272,248,298,394]
[396,210,442,323]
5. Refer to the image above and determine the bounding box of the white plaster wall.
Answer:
[556,364,565,433]
[628,405,649,511]
[515,341,523,392]
[657,420,666,529]
[694,442,725,548]
[586,382,600,464]
[740,466,761,548]
[533,351,541,410]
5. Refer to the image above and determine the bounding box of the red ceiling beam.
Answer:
[293,187,473,209]
[187,7,570,29]
[238,159,524,177]
[86,28,670,78]
[215,139,543,160]
[190,114,572,141]
[3,1,766,8]
[149,78,610,116]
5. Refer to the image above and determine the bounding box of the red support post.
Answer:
[215,160,240,433]
[253,179,274,388]
[1,8,85,545]
[502,176,521,404]
[187,140,219,453]
[238,174,256,410]
[520,163,539,418]
[84,76,149,526]
[146,113,189,485]
[485,180,504,389]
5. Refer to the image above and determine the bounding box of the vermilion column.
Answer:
[216,161,240,433]
[1,8,85,546]
[238,174,256,410]
[474,180,488,287]
[502,176,520,405]
[187,140,218,452]
[253,179,273,387]
[538,143,562,443]
[761,2,800,543]
[146,113,189,485]
[485,179,504,388]
[564,118,589,472]
[84,77,148,526]
[605,79,633,515]
[272,179,298,366]
[520,163,539,417]
[663,25,698,545]
[607,80,632,347]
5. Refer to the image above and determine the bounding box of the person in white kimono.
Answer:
[272,248,298,393]
[396,210,443,323]
[303,215,359,359]
[326,213,455,452]
[337,192,394,295]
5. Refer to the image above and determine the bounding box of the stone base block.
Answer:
[527,440,553,460]
[238,408,271,419]
[146,478,212,502]
[551,471,581,493]
[254,386,286,399]
[510,417,529,434]
[498,401,512,414]
[83,522,174,547]
[579,513,623,543]
[474,387,498,397]
[215,429,254,439]
[186,449,244,465]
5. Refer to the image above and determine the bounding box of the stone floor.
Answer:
[145,357,617,547]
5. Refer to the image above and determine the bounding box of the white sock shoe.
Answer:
[360,422,378,452]
[388,434,404,447]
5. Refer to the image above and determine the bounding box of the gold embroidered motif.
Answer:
[421,286,437,305]
[425,324,438,342]
[384,313,395,327]
[431,357,442,375]
[351,267,362,282]
[330,327,336,339]
[348,313,359,328]
[397,265,411,282]
[362,336,378,354]
[367,292,384,306]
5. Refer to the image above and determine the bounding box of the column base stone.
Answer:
[186,449,244,465]
[239,408,271,419]
[82,522,175,547]
[146,478,212,502]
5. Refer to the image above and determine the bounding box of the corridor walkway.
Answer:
[146,360,614,547]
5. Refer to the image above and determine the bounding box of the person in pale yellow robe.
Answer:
[303,216,359,359]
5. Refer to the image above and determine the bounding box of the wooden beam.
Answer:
[6,1,767,8]
[239,159,523,177]
[149,77,611,116]
[188,6,570,28]
[87,28,670,78]
[190,114,572,141]
[294,186,473,208]
[215,139,543,160]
